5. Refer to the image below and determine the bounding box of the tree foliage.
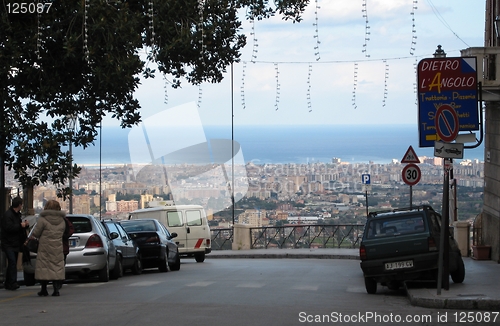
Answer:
[0,0,308,196]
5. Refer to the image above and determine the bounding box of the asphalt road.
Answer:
[0,259,490,326]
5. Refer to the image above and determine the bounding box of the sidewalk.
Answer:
[208,248,500,310]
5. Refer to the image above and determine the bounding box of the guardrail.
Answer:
[211,224,364,250]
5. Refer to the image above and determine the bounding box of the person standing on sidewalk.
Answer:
[29,200,66,296]
[1,197,29,290]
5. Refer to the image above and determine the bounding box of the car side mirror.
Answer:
[170,232,178,239]
[110,232,119,240]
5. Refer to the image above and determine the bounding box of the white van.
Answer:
[128,203,211,262]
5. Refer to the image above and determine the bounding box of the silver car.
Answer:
[65,214,117,282]
[23,214,117,285]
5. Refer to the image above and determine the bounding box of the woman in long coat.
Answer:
[30,200,66,296]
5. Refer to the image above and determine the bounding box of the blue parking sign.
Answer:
[362,174,371,185]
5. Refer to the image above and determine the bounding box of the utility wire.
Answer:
[426,0,470,47]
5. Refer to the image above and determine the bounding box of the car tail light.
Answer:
[144,235,160,244]
[359,245,367,260]
[428,237,437,251]
[86,234,104,248]
[205,239,210,247]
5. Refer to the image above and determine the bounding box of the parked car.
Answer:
[23,214,117,285]
[359,205,465,294]
[119,219,180,272]
[102,219,143,278]
[128,204,211,262]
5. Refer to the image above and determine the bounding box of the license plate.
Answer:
[385,260,413,270]
[69,239,77,247]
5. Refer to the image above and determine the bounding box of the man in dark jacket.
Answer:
[1,197,29,290]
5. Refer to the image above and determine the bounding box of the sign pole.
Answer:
[409,185,412,209]
[437,161,451,294]
[365,189,369,217]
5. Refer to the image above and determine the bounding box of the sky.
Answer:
[115,0,486,128]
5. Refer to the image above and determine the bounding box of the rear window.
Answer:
[365,214,426,239]
[67,216,92,233]
[121,220,157,232]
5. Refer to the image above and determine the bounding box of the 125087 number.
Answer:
[6,2,52,14]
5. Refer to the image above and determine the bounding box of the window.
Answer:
[186,210,202,226]
[366,214,426,239]
[67,217,92,233]
[167,211,183,227]
[106,222,120,235]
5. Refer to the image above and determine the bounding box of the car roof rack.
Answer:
[368,205,434,218]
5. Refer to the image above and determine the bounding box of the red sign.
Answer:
[402,164,421,186]
[435,104,459,142]
[401,146,420,163]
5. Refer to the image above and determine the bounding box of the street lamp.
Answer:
[66,115,77,214]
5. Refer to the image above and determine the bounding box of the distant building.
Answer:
[288,216,319,224]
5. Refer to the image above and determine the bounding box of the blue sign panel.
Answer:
[361,174,370,185]
[417,57,478,147]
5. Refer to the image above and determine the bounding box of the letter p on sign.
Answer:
[362,174,371,185]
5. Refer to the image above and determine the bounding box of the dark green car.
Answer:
[359,205,465,294]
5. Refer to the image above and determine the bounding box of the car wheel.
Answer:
[111,255,123,280]
[450,257,465,283]
[194,252,205,263]
[131,254,143,275]
[158,251,168,272]
[23,271,36,286]
[364,277,377,294]
[169,251,181,271]
[98,261,110,282]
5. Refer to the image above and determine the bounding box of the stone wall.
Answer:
[483,101,500,262]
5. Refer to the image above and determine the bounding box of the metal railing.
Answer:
[211,224,364,250]
[211,228,234,250]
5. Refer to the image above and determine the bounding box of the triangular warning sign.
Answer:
[401,146,420,163]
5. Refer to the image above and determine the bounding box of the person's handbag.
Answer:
[25,237,39,253]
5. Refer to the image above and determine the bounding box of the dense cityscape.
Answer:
[6,155,484,228]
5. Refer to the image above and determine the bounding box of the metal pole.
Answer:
[69,139,73,214]
[410,185,413,209]
[365,190,368,217]
[231,62,235,228]
[437,164,451,294]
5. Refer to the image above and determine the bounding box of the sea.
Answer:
[72,124,485,166]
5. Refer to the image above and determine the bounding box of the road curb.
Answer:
[407,291,500,310]
[207,254,360,260]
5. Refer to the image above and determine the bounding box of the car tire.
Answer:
[158,251,168,272]
[364,277,377,294]
[169,251,181,271]
[450,257,465,283]
[194,252,205,263]
[131,254,143,275]
[98,261,110,282]
[23,271,36,286]
[111,255,123,280]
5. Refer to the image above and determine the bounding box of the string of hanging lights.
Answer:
[313,0,321,62]
[361,0,370,58]
[274,63,280,110]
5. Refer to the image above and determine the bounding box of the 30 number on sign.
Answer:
[402,164,421,186]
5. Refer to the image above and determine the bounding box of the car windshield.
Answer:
[67,216,92,233]
[121,220,157,232]
[365,214,426,239]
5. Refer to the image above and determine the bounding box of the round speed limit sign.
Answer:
[402,163,421,186]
